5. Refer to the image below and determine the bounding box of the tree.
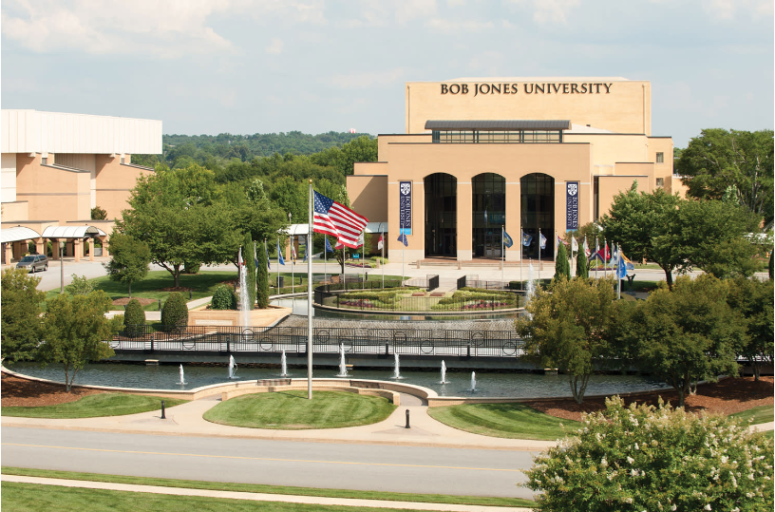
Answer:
[105,233,151,298]
[525,396,774,512]
[726,277,774,381]
[671,199,764,279]
[554,243,570,282]
[123,298,146,337]
[1,268,45,363]
[516,278,623,404]
[211,284,236,310]
[769,251,773,280]
[256,243,269,309]
[576,249,589,279]
[39,291,119,392]
[676,128,774,230]
[601,184,682,288]
[90,206,107,220]
[243,234,256,310]
[627,275,744,406]
[161,292,189,333]
[269,176,307,222]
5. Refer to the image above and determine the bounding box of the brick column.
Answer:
[74,239,82,262]
[36,237,45,256]
[505,181,521,262]
[102,237,110,258]
[3,243,12,265]
[88,238,95,261]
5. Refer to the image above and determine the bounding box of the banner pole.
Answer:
[307,181,313,399]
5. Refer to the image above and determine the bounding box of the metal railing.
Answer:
[112,325,525,358]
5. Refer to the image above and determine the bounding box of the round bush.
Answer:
[161,292,188,333]
[123,298,146,336]
[183,262,200,274]
[211,284,236,310]
[526,396,774,511]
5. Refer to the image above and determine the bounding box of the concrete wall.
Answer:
[15,153,91,224]
[406,78,651,135]
[55,153,97,208]
[95,155,153,220]
[1,153,17,202]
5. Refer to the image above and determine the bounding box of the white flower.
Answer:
[627,456,635,464]
[704,506,712,511]
[721,456,728,464]
[631,469,639,477]
[601,457,608,468]
[634,443,639,450]
[625,497,633,504]
[671,505,677,511]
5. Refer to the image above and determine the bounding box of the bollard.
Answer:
[161,400,166,419]
[189,290,192,301]
[158,299,162,311]
[405,409,410,429]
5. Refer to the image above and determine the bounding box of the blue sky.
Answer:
[2,0,772,147]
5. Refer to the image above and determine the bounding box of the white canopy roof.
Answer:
[1,226,42,244]
[284,222,388,236]
[41,225,107,239]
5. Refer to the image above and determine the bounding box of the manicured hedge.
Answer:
[123,298,146,336]
[211,284,236,310]
[161,292,188,333]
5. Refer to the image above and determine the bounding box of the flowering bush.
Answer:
[525,397,774,512]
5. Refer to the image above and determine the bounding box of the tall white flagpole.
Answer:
[616,243,621,300]
[520,230,523,291]
[539,229,543,273]
[381,225,385,289]
[604,237,608,280]
[595,236,598,280]
[276,237,280,291]
[291,235,295,292]
[307,181,313,399]
[324,235,327,283]
[362,229,365,290]
[501,226,505,286]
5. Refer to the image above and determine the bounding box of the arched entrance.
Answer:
[520,173,555,261]
[424,173,457,257]
[472,173,505,259]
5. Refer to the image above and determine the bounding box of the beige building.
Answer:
[348,77,680,263]
[1,109,162,263]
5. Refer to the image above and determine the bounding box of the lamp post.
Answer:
[59,239,65,294]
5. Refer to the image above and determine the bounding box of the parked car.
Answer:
[16,254,48,272]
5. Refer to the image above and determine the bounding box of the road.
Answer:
[1,427,538,500]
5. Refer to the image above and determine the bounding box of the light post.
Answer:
[59,239,65,294]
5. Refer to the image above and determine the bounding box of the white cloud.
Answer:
[340,0,437,27]
[703,0,774,20]
[323,69,405,90]
[426,18,495,32]
[266,38,284,54]
[508,0,580,25]
[1,0,233,57]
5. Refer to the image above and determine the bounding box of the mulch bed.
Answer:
[1,373,105,407]
[112,297,157,306]
[529,376,774,422]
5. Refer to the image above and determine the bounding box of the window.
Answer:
[656,178,664,188]
[656,152,664,163]
[431,130,562,144]
[41,156,48,165]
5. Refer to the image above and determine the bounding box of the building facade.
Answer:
[1,109,162,263]
[347,77,683,263]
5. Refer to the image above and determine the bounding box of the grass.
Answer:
[428,403,581,441]
[1,393,187,418]
[730,404,774,425]
[203,390,396,430]
[1,467,538,508]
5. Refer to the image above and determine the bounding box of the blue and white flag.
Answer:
[397,232,409,247]
[522,230,533,247]
[277,240,285,266]
[503,230,514,248]
[266,245,271,269]
[484,209,488,224]
[539,232,547,250]
[325,236,334,253]
[616,251,628,280]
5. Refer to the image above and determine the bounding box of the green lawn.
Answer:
[1,467,537,508]
[203,390,396,430]
[1,393,187,418]
[730,404,774,425]
[428,403,581,441]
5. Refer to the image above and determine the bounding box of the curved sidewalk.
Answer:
[1,393,556,452]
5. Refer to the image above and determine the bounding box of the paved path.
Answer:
[1,474,532,511]
[1,427,539,500]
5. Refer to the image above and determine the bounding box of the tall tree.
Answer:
[243,234,256,310]
[516,278,624,404]
[676,128,774,230]
[576,249,589,279]
[1,268,45,363]
[39,291,120,392]
[554,243,571,282]
[105,233,151,298]
[627,275,744,406]
[601,184,682,288]
[256,241,269,309]
[726,277,774,381]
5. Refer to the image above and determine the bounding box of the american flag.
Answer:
[313,191,368,249]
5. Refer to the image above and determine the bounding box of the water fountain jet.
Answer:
[336,344,349,377]
[228,355,239,379]
[280,350,289,377]
[440,360,448,384]
[471,371,476,393]
[178,364,187,385]
[391,352,405,380]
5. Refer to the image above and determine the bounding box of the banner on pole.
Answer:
[399,181,412,235]
[566,181,579,231]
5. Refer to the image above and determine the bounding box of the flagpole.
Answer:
[380,224,385,289]
[603,237,607,280]
[501,226,505,287]
[520,230,523,292]
[595,236,598,280]
[276,237,280,291]
[539,229,543,274]
[616,243,621,300]
[362,229,365,290]
[291,235,295,292]
[307,181,313,399]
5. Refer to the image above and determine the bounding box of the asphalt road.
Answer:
[1,427,539,500]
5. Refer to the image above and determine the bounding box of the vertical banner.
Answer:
[566,181,579,231]
[399,181,412,235]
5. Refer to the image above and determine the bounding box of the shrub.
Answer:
[256,243,269,309]
[66,274,94,296]
[182,262,200,274]
[123,299,146,336]
[211,284,236,310]
[161,292,188,333]
[525,396,774,512]
[91,206,108,220]
[554,242,570,281]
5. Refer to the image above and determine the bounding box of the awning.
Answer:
[1,226,42,244]
[425,120,571,131]
[41,225,107,239]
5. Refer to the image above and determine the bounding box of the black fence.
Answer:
[457,276,467,290]
[428,275,440,292]
[405,274,440,292]
[113,325,525,358]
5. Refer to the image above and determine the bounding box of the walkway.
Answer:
[1,474,532,512]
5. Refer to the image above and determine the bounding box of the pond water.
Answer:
[9,362,669,399]
[272,297,521,322]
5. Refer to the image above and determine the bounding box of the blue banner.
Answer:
[399,181,412,235]
[566,181,579,231]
